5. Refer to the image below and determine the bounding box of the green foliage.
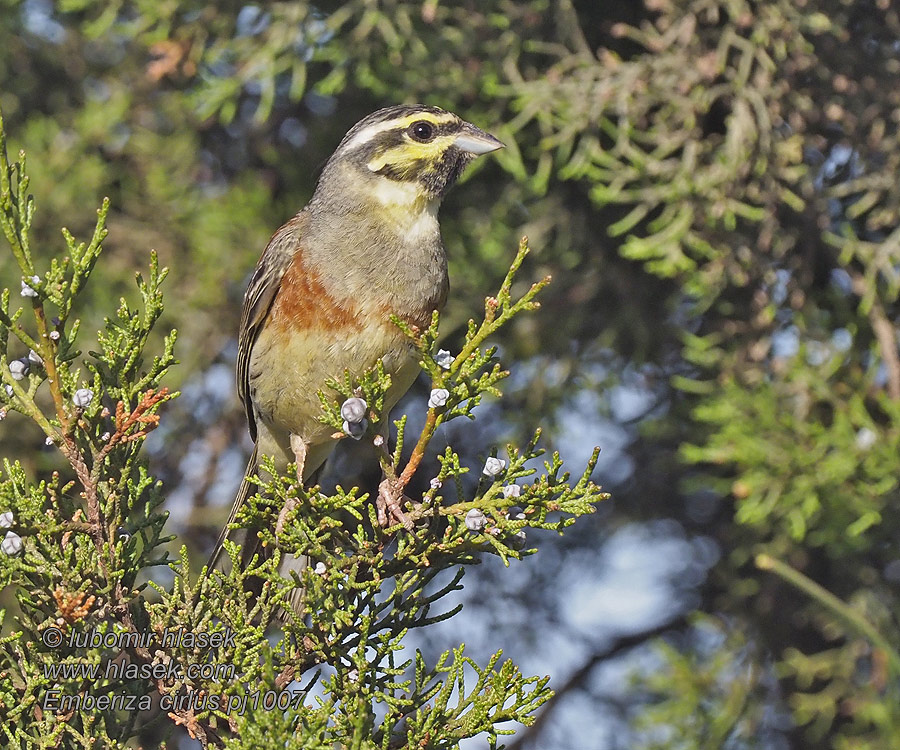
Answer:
[3,0,900,748]
[629,619,771,750]
[680,362,900,548]
[758,553,900,750]
[588,2,900,747]
[0,106,177,747]
[0,107,603,747]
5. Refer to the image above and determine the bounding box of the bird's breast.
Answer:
[249,310,419,445]
[250,209,447,445]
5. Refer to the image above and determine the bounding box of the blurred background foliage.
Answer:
[2,0,900,747]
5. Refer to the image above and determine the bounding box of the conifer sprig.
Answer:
[0,106,604,748]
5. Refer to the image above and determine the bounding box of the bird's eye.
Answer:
[409,121,435,142]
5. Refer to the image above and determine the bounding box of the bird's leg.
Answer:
[290,433,308,483]
[375,423,415,531]
[276,434,307,536]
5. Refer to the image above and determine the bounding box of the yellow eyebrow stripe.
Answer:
[386,111,456,130]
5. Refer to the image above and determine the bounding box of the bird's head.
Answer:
[315,105,504,210]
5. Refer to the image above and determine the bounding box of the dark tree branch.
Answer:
[505,614,691,750]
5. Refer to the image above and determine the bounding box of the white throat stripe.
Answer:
[339,120,403,154]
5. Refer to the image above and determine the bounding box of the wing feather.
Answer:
[236,213,308,441]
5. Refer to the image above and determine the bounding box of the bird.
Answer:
[208,104,504,616]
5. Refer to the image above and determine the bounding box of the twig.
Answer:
[849,270,900,400]
[505,614,691,750]
[32,297,71,433]
[395,238,547,492]
[92,388,169,476]
[869,301,900,400]
[756,553,900,676]
[397,409,438,490]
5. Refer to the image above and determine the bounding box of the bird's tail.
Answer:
[207,446,259,573]
[206,446,308,619]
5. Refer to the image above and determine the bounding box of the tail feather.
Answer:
[206,446,309,620]
[207,446,260,573]
[275,553,309,622]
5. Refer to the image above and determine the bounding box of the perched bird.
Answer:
[208,105,504,614]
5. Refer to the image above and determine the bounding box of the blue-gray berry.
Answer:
[20,277,39,298]
[428,388,449,409]
[483,456,506,477]
[9,359,28,380]
[72,388,94,408]
[343,418,367,440]
[1,531,23,556]
[465,508,487,531]
[340,397,368,424]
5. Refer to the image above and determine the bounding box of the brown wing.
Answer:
[237,213,308,441]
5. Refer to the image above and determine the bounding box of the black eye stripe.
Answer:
[345,121,460,157]
[343,120,462,168]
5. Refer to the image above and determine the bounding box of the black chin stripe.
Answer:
[371,150,469,197]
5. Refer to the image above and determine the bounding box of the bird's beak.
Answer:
[454,123,505,156]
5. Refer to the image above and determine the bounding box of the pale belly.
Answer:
[247,319,420,475]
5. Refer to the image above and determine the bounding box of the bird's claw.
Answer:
[377,478,414,532]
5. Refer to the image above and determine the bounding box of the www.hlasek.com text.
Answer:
[43,655,236,682]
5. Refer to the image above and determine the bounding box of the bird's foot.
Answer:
[275,434,308,537]
[377,478,414,532]
[275,496,298,537]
